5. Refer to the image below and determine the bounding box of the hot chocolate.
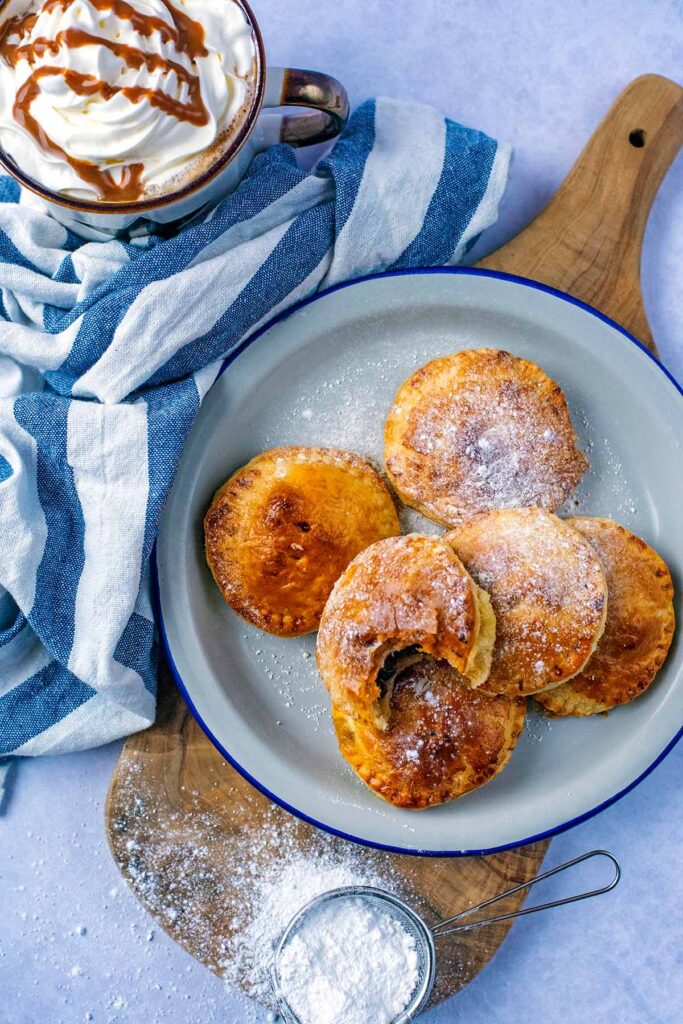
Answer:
[0,0,257,203]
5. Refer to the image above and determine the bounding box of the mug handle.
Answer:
[258,67,350,148]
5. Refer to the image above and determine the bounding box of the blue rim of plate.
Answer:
[153,265,683,858]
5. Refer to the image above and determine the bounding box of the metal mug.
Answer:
[0,0,349,238]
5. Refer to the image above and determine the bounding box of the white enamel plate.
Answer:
[156,269,683,855]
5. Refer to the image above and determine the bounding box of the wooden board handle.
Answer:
[477,74,683,350]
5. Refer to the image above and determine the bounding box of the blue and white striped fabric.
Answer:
[0,98,510,765]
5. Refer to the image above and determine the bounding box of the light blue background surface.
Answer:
[1,1,682,1022]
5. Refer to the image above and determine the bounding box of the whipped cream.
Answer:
[0,0,257,201]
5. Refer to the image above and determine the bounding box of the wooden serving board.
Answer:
[106,74,683,1014]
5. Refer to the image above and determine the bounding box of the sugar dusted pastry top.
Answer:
[204,446,399,637]
[384,348,588,527]
[535,518,675,715]
[316,533,496,722]
[332,656,526,809]
[447,508,608,696]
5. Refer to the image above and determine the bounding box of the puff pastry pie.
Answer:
[385,348,587,527]
[332,656,525,809]
[535,518,675,715]
[447,508,608,696]
[204,446,399,637]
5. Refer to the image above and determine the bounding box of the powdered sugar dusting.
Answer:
[385,350,588,523]
[108,759,449,1017]
[261,339,441,466]
[247,635,328,726]
[450,508,607,694]
[560,409,640,524]
[317,536,477,709]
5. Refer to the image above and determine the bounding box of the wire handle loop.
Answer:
[431,849,621,938]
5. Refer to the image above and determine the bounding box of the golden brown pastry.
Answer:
[204,446,399,637]
[316,534,496,723]
[535,518,675,716]
[333,656,525,809]
[446,508,608,696]
[384,348,587,527]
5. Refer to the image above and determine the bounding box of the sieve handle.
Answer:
[431,849,621,938]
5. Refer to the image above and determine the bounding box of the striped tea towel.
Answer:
[0,98,510,769]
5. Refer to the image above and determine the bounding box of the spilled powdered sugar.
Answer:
[399,505,443,535]
[109,760,452,1020]
[246,637,328,725]
[260,338,441,468]
[560,410,639,522]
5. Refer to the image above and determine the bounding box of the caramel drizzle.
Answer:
[0,0,210,202]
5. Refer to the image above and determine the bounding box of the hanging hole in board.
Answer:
[629,129,647,148]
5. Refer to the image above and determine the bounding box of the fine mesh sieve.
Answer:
[270,886,436,1024]
[270,850,621,1024]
